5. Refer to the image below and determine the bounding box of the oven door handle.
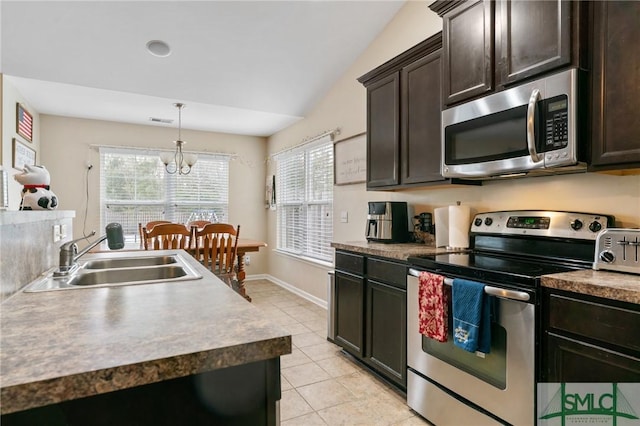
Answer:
[408,268,530,302]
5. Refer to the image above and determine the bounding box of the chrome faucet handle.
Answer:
[56,231,97,276]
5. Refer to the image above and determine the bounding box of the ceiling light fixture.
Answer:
[159,103,197,175]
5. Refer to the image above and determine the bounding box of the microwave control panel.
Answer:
[541,95,569,151]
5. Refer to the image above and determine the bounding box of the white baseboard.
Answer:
[246,274,328,310]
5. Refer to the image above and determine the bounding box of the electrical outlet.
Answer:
[52,225,61,242]
[245,255,251,266]
[60,224,67,239]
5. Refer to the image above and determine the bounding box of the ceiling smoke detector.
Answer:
[146,40,171,57]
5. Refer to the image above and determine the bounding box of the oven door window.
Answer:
[444,105,529,165]
[422,299,507,390]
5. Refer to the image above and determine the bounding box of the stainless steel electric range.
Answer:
[406,210,614,426]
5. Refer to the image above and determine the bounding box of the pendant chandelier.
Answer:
[159,103,197,175]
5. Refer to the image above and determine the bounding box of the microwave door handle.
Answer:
[527,89,543,163]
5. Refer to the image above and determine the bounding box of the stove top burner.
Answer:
[408,251,586,290]
[435,252,583,276]
[409,210,613,292]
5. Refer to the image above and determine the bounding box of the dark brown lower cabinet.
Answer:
[545,333,640,382]
[335,271,364,357]
[542,289,640,382]
[365,279,406,388]
[334,251,407,390]
[2,358,281,426]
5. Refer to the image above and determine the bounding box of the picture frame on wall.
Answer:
[16,103,33,142]
[12,138,36,170]
[334,132,366,185]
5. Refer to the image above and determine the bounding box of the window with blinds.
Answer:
[99,147,230,242]
[276,136,333,262]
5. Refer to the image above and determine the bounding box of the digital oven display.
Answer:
[548,99,567,112]
[506,216,551,229]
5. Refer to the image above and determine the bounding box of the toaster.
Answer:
[593,228,640,275]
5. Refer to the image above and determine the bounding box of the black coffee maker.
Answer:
[365,202,409,243]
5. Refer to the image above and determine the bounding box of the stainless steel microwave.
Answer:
[442,68,586,179]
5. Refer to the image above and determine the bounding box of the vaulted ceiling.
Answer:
[2,1,405,136]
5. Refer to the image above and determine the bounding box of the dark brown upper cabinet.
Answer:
[440,0,494,106]
[359,33,468,190]
[588,0,640,171]
[366,73,401,188]
[431,0,581,107]
[401,50,445,185]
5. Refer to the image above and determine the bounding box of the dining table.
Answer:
[232,238,267,302]
[93,237,267,302]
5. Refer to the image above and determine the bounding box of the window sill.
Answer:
[273,249,334,269]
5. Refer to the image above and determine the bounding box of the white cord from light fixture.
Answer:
[160,103,198,175]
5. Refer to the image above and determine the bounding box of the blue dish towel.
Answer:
[452,278,492,354]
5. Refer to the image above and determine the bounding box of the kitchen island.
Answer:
[0,249,291,425]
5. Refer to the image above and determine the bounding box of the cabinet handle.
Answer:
[527,88,543,163]
[407,268,530,302]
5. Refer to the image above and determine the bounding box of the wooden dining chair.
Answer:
[187,220,212,230]
[192,223,240,286]
[138,220,171,246]
[142,223,192,250]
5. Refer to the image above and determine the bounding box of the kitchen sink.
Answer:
[82,255,177,270]
[24,254,202,292]
[67,265,188,286]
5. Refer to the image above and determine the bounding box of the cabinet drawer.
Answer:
[336,251,365,275]
[367,258,407,289]
[548,294,640,353]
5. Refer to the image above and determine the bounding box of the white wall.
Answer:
[2,76,41,210]
[266,1,640,302]
[39,115,270,274]
[266,1,443,300]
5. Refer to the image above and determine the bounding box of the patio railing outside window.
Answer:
[99,147,229,242]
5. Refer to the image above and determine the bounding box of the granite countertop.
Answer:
[541,269,640,305]
[331,240,466,261]
[333,241,640,305]
[0,250,291,415]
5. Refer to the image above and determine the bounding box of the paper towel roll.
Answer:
[448,204,471,249]
[434,206,449,248]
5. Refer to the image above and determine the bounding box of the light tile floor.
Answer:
[244,279,430,426]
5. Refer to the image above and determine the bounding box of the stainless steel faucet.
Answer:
[55,223,124,276]
[55,231,106,276]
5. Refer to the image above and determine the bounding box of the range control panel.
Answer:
[594,229,640,275]
[470,210,614,240]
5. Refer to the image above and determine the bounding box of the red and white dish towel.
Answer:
[418,271,448,342]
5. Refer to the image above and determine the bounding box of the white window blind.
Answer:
[99,146,230,242]
[276,135,333,262]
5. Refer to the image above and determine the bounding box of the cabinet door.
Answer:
[366,73,400,188]
[401,50,445,185]
[365,280,407,388]
[335,271,364,357]
[497,0,571,86]
[544,332,640,382]
[589,1,640,169]
[442,0,494,106]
